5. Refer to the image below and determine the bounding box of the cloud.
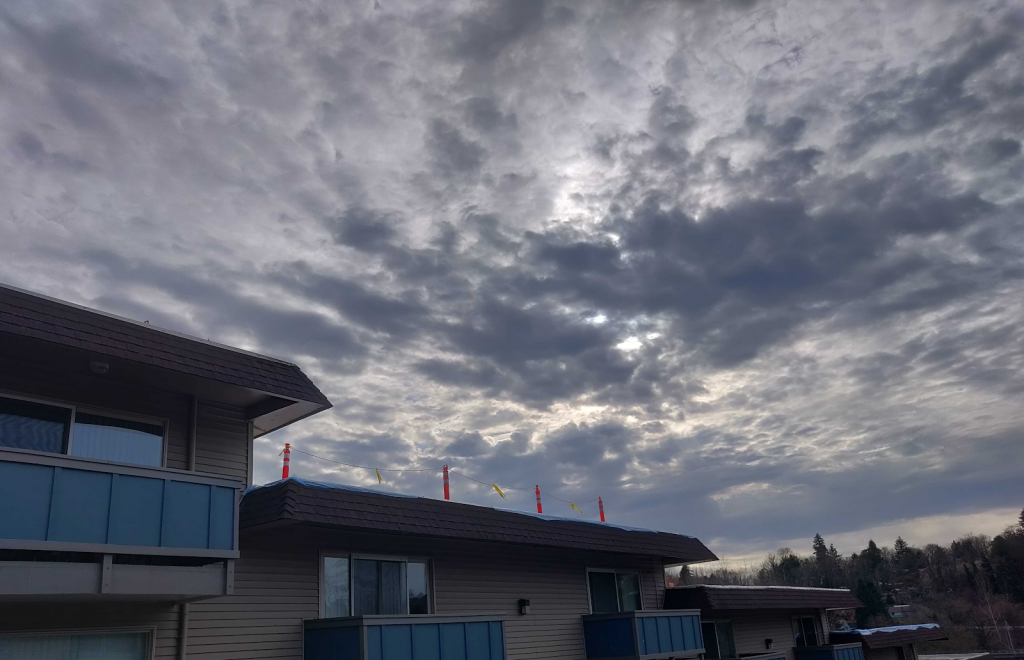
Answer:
[1,0,1023,559]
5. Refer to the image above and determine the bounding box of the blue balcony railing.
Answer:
[582,609,704,660]
[795,644,866,660]
[304,614,506,660]
[0,448,239,558]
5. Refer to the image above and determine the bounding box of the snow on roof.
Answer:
[245,476,675,535]
[856,624,941,635]
[685,584,854,592]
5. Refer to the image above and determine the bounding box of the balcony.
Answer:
[0,447,240,600]
[304,614,506,660]
[795,644,866,660]
[582,609,704,660]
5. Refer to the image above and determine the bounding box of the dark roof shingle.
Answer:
[241,478,718,564]
[0,284,329,405]
[665,585,864,611]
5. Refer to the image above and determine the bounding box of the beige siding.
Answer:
[0,602,180,659]
[727,612,799,660]
[186,527,668,660]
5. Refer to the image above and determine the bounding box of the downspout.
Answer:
[179,396,198,660]
[187,396,198,471]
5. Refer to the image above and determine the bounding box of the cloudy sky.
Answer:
[2,0,1023,563]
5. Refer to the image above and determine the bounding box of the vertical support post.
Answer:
[443,465,450,500]
[101,554,113,593]
[187,396,198,472]
[282,443,290,479]
[177,602,189,660]
[535,485,542,513]
[599,497,605,522]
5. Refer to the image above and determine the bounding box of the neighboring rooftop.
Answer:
[241,477,718,564]
[832,624,947,649]
[0,283,331,434]
[665,584,864,611]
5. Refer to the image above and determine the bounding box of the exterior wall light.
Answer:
[517,599,530,615]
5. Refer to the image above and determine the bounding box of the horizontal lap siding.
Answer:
[729,612,800,660]
[187,528,667,660]
[433,550,591,660]
[195,400,249,483]
[0,602,179,659]
[187,539,320,660]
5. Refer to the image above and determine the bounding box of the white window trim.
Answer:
[0,390,168,468]
[0,625,156,659]
[585,567,645,614]
[320,551,433,618]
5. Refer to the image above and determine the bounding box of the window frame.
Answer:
[584,567,645,614]
[319,551,434,618]
[792,614,822,647]
[0,625,156,659]
[702,619,736,659]
[0,390,168,469]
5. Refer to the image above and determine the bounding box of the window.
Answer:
[793,615,821,647]
[0,630,150,659]
[0,394,165,468]
[0,395,72,454]
[322,554,431,617]
[71,413,164,467]
[702,621,736,660]
[587,569,643,613]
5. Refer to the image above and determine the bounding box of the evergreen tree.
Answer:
[862,540,884,574]
[814,533,829,562]
[894,536,909,560]
[854,578,887,628]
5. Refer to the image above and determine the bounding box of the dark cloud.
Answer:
[329,207,399,252]
[426,119,487,178]
[450,0,546,62]
[464,97,517,133]
[840,28,1018,156]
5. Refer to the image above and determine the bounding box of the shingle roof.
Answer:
[664,585,864,611]
[241,478,718,564]
[831,624,947,649]
[0,283,329,406]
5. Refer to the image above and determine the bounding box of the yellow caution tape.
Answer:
[492,484,506,499]
[375,468,382,484]
[570,502,584,514]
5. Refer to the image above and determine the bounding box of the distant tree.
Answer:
[862,540,885,574]
[991,524,1024,604]
[895,536,909,560]
[854,578,887,628]
[814,534,828,562]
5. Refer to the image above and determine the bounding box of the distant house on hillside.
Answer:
[666,587,948,660]
[832,624,949,660]
[666,585,864,660]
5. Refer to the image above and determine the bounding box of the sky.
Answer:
[1,0,1023,564]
